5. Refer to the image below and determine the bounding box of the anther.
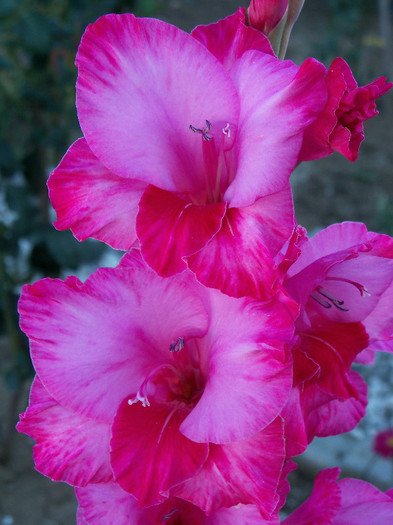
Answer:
[310,286,349,311]
[189,120,213,141]
[222,123,231,137]
[128,391,150,407]
[169,337,184,353]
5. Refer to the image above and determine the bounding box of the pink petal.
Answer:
[297,322,368,399]
[303,371,368,441]
[287,222,369,278]
[136,184,226,276]
[76,14,239,195]
[283,468,341,525]
[280,388,308,458]
[110,398,209,507]
[335,478,393,524]
[48,138,146,250]
[76,483,145,525]
[225,54,327,207]
[18,266,208,424]
[173,418,285,516]
[180,290,294,443]
[192,8,274,71]
[17,377,112,486]
[187,186,294,299]
[299,60,345,161]
[76,483,263,525]
[207,505,274,525]
[287,223,368,278]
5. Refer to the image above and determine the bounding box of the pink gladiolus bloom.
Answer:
[283,468,393,525]
[374,429,393,458]
[282,222,393,446]
[48,13,327,299]
[17,252,295,514]
[300,57,393,161]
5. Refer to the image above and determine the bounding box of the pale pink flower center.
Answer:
[128,338,205,408]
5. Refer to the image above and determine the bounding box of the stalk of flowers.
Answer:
[15,0,393,523]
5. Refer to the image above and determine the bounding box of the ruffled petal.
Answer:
[180,291,294,443]
[18,266,208,423]
[137,184,226,276]
[76,14,239,195]
[282,468,341,525]
[110,398,209,507]
[173,418,285,516]
[297,322,368,399]
[17,377,112,486]
[286,222,369,278]
[76,483,144,525]
[225,54,327,207]
[336,478,393,524]
[187,186,294,299]
[302,371,368,441]
[48,138,146,250]
[76,483,263,525]
[192,8,273,71]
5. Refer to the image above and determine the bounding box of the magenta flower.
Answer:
[281,222,393,448]
[48,13,327,299]
[374,429,393,458]
[300,57,392,162]
[17,252,295,514]
[283,468,393,525]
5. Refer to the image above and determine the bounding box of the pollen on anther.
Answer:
[169,337,184,353]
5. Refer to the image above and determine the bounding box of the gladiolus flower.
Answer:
[300,57,393,161]
[282,222,393,447]
[48,13,327,299]
[374,429,393,458]
[17,252,295,514]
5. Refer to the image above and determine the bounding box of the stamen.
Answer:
[325,276,370,297]
[189,120,213,141]
[169,337,184,353]
[310,286,349,311]
[310,291,332,309]
[127,363,184,408]
[128,390,150,407]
